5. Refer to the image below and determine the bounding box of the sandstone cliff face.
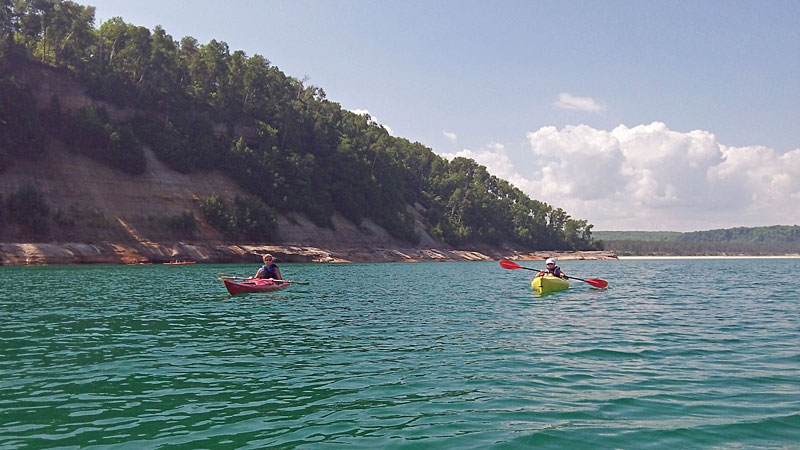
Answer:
[0,139,464,264]
[0,143,617,264]
[1,61,617,265]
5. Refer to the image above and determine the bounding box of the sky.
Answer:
[87,0,800,231]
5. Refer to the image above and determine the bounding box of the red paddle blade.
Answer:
[499,259,522,269]
[585,278,609,289]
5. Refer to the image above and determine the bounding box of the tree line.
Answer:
[595,226,800,255]
[0,0,602,250]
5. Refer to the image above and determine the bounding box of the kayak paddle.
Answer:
[265,278,309,285]
[217,273,309,285]
[498,259,608,289]
[218,273,247,281]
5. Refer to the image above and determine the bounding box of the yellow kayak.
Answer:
[531,275,569,294]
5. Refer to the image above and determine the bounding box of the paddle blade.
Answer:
[267,278,309,285]
[585,278,608,289]
[217,273,249,281]
[499,259,522,270]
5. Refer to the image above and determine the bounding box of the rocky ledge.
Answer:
[0,242,617,266]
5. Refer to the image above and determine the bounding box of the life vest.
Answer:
[258,263,279,279]
[538,266,563,277]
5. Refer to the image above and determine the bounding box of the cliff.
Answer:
[1,61,616,265]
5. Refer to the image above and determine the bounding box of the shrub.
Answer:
[0,76,45,159]
[59,107,146,174]
[61,106,110,151]
[231,195,278,241]
[201,193,233,236]
[53,208,76,227]
[6,184,50,236]
[165,210,197,233]
[107,124,146,174]
[201,193,278,241]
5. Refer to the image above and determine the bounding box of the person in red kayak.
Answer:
[254,254,283,281]
[537,257,567,279]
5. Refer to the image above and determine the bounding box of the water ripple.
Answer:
[1,260,799,448]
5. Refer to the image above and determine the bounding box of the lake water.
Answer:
[1,259,799,448]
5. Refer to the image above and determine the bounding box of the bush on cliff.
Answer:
[202,193,277,241]
[0,75,45,170]
[230,195,278,241]
[5,184,50,237]
[130,112,225,174]
[59,106,147,175]
[162,211,198,234]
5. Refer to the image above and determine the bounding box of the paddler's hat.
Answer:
[545,258,556,265]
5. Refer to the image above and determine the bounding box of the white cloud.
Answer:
[439,142,538,198]
[554,93,606,113]
[708,144,800,221]
[440,142,514,177]
[350,109,393,135]
[438,122,800,231]
[443,131,457,143]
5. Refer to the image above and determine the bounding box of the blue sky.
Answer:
[88,0,799,231]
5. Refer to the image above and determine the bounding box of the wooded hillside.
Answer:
[0,0,602,251]
[595,226,800,255]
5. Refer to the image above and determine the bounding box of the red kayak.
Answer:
[222,278,289,295]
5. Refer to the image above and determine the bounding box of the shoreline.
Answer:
[0,241,619,266]
[618,255,800,260]
[5,241,797,266]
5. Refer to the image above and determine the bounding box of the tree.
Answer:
[140,25,180,107]
[14,0,52,62]
[191,38,230,106]
[48,0,95,70]
[0,0,19,54]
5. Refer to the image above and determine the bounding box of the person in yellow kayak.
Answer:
[537,257,567,279]
[254,254,283,281]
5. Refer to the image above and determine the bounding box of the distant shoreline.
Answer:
[618,255,800,259]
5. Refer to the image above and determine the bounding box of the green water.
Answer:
[1,259,799,448]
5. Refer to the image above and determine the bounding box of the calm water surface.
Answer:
[1,259,799,448]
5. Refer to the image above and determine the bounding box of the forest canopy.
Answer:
[0,0,602,250]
